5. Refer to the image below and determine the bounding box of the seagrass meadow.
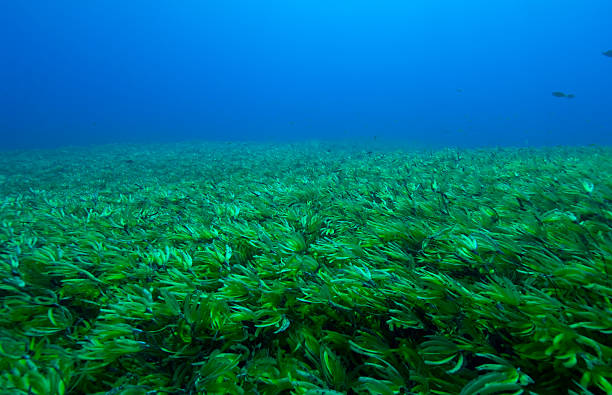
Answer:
[1,141,611,395]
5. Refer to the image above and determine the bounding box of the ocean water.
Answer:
[1,2,612,395]
[1,0,611,149]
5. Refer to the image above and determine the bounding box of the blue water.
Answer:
[1,0,611,150]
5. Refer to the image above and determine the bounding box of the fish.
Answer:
[552,91,575,99]
[602,50,612,57]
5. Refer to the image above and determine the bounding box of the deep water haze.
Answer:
[1,0,611,150]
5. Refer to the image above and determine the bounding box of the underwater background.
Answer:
[2,2,612,395]
[1,0,612,150]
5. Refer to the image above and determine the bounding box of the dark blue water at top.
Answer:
[1,0,611,150]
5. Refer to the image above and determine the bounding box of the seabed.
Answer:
[0,141,611,394]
